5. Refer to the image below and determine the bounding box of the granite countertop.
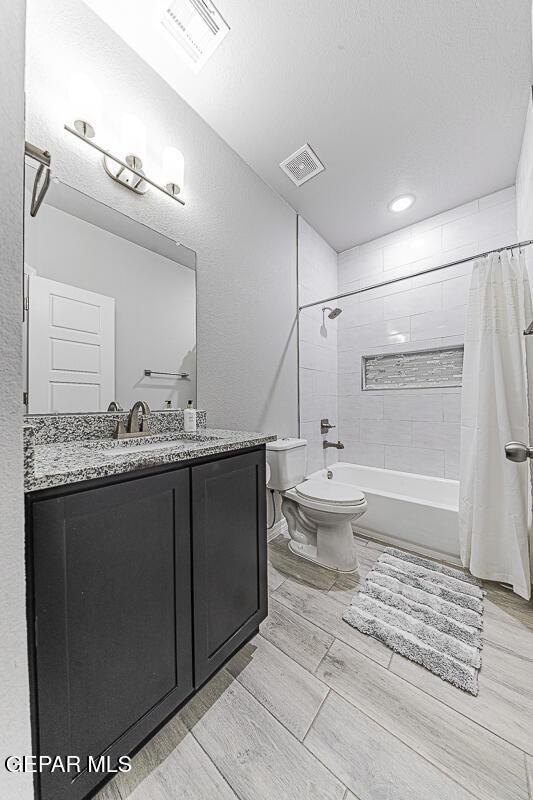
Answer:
[25,429,276,492]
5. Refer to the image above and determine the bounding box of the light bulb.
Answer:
[162,146,185,196]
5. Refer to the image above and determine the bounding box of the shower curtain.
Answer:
[459,249,533,599]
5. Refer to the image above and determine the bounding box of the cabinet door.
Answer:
[31,470,192,800]
[192,449,267,685]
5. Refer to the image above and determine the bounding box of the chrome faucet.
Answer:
[113,400,151,439]
[107,400,123,412]
[323,439,344,450]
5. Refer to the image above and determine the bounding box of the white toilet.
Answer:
[266,438,367,572]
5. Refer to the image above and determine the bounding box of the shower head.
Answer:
[322,306,342,319]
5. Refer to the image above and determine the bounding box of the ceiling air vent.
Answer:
[279,143,325,187]
[161,0,230,73]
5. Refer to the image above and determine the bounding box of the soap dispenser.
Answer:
[183,400,197,432]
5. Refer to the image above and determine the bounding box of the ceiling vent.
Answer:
[279,144,325,187]
[161,0,230,73]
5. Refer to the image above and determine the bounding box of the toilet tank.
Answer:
[266,438,307,491]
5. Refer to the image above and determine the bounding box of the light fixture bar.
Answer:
[64,124,185,206]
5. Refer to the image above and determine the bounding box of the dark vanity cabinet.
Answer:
[192,451,267,684]
[27,447,267,800]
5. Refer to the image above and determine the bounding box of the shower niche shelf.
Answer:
[362,345,464,391]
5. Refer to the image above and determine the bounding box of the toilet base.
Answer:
[288,539,359,574]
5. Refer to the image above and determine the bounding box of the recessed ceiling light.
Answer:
[388,194,415,213]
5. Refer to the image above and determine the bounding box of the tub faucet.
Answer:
[323,439,344,450]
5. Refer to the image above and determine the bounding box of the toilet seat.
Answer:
[283,480,366,516]
[295,478,365,506]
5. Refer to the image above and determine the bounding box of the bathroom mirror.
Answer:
[23,164,196,414]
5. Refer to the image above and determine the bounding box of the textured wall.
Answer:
[297,217,339,473]
[25,0,298,436]
[0,1,33,798]
[337,187,517,479]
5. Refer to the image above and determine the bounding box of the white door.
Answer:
[28,275,115,413]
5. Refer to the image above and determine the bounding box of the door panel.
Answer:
[28,275,115,413]
[192,450,267,685]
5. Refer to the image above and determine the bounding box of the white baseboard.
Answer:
[267,516,288,543]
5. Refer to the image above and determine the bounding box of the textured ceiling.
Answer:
[83,0,532,251]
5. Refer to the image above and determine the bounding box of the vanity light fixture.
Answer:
[388,194,415,213]
[64,100,186,206]
[102,113,150,195]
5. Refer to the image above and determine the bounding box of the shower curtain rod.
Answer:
[298,237,533,311]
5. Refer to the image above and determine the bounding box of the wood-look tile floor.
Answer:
[97,535,533,800]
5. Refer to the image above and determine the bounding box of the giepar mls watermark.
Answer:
[5,755,131,774]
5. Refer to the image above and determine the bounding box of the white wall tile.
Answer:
[443,393,462,422]
[359,394,384,420]
[383,228,441,271]
[477,227,518,253]
[442,200,516,252]
[299,340,316,370]
[338,348,361,374]
[445,447,460,480]
[341,297,384,328]
[360,271,414,300]
[343,441,385,468]
[410,306,467,341]
[338,395,362,423]
[338,372,361,397]
[383,283,442,320]
[298,312,315,344]
[383,393,443,422]
[385,445,445,478]
[478,186,515,209]
[359,227,408,253]
[442,275,471,309]
[338,246,383,286]
[409,200,478,233]
[299,367,314,399]
[360,420,412,446]
[412,421,461,451]
[355,317,412,350]
[410,246,476,288]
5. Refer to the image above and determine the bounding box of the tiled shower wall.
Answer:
[298,217,339,474]
[337,186,517,479]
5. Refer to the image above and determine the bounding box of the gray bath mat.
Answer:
[343,547,485,695]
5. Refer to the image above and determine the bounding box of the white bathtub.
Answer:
[308,462,460,562]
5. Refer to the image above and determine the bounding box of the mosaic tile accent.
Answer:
[362,346,464,391]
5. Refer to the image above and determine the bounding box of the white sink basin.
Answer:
[106,439,197,456]
[80,434,219,457]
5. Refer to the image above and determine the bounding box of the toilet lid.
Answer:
[295,479,365,505]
